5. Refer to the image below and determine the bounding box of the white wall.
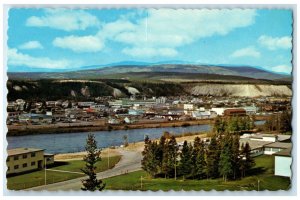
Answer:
[275,156,292,177]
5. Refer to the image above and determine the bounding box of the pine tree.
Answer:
[280,111,292,133]
[206,135,220,179]
[179,141,193,178]
[219,134,233,182]
[141,136,159,178]
[240,142,255,177]
[157,136,166,173]
[231,134,241,180]
[81,133,105,191]
[162,136,178,178]
[192,137,206,179]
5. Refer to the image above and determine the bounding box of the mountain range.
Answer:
[8,62,291,82]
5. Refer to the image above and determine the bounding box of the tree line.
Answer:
[264,111,292,133]
[141,132,254,182]
[214,115,255,134]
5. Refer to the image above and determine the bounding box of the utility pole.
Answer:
[107,147,110,169]
[140,176,143,189]
[174,158,177,180]
[44,158,47,185]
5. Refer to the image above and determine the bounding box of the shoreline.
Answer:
[7,115,269,136]
[7,119,214,136]
[55,132,209,161]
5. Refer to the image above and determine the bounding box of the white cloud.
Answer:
[231,46,261,58]
[26,9,100,31]
[95,9,257,57]
[53,35,104,53]
[122,47,178,58]
[258,35,292,50]
[18,41,43,50]
[8,48,74,69]
[270,65,292,74]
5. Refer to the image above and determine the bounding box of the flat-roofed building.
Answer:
[6,148,54,175]
[264,142,292,155]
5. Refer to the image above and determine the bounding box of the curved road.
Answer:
[27,149,142,191]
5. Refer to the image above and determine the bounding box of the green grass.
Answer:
[7,156,121,190]
[104,155,291,191]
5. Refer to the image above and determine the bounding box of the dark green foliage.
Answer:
[179,141,193,178]
[141,136,160,178]
[157,136,166,173]
[81,133,105,191]
[231,134,241,180]
[161,136,179,178]
[214,116,255,134]
[7,79,114,101]
[240,142,255,178]
[219,134,233,182]
[206,135,220,178]
[191,137,206,179]
[264,111,292,133]
[279,111,292,133]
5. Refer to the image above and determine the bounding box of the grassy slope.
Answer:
[103,155,290,191]
[7,156,121,190]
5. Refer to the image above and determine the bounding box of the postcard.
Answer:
[4,6,293,193]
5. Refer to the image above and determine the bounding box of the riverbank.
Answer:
[7,118,214,136]
[54,132,208,161]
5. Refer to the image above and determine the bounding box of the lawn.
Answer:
[104,155,291,191]
[7,155,121,190]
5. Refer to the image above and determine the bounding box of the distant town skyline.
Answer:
[7,8,292,74]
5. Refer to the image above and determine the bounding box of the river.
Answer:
[7,124,211,154]
[6,120,265,154]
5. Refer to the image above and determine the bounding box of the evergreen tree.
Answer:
[179,141,193,178]
[280,111,292,133]
[192,137,206,179]
[81,133,105,191]
[206,135,220,178]
[240,142,255,177]
[141,136,160,178]
[231,134,241,180]
[219,134,233,182]
[157,136,166,173]
[162,136,178,178]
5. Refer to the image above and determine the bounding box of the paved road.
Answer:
[27,149,142,191]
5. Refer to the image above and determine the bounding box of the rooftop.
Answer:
[273,147,291,157]
[264,142,292,149]
[239,138,273,150]
[7,148,44,156]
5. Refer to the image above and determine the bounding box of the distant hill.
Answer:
[8,64,291,81]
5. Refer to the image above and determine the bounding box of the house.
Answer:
[263,142,292,155]
[223,108,246,116]
[243,106,258,115]
[19,113,53,124]
[128,109,145,116]
[192,111,211,119]
[108,118,121,125]
[6,148,54,175]
[239,138,272,157]
[274,148,292,178]
[184,104,194,110]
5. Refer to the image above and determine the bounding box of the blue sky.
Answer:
[7,8,293,74]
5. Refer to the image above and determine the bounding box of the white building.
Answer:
[243,106,258,115]
[274,148,292,178]
[184,104,194,110]
[210,107,226,116]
